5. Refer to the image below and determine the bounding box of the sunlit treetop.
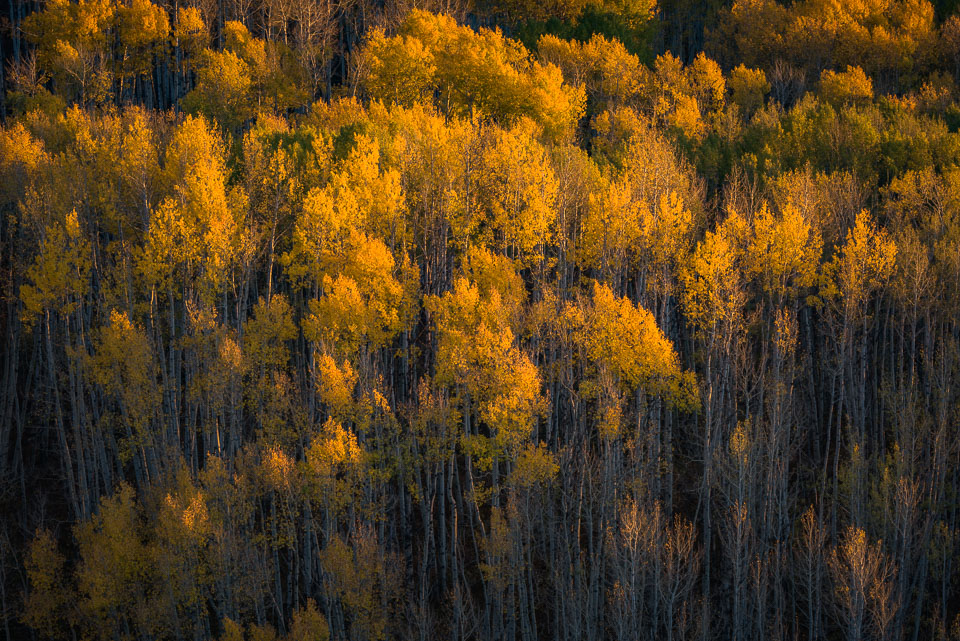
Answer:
[361,10,585,141]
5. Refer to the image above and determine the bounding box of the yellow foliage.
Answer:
[363,30,437,107]
[243,295,296,371]
[577,175,642,274]
[375,10,585,140]
[302,233,408,351]
[819,65,874,106]
[288,599,330,641]
[477,121,559,262]
[305,418,367,514]
[23,530,71,639]
[21,209,91,324]
[538,33,648,108]
[746,202,822,300]
[315,353,359,420]
[87,310,160,436]
[318,531,398,641]
[463,246,527,326]
[262,446,298,493]
[426,275,544,457]
[729,422,751,465]
[174,7,207,60]
[680,211,747,331]
[687,53,726,114]
[22,0,115,104]
[116,0,169,78]
[0,123,47,206]
[821,210,897,311]
[142,115,244,298]
[727,65,770,114]
[181,49,255,132]
[74,484,149,633]
[510,442,559,488]
[578,282,686,397]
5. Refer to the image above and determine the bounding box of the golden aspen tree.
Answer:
[115,0,169,96]
[819,66,874,107]
[538,33,649,109]
[476,120,559,263]
[579,282,690,403]
[20,210,91,325]
[744,201,822,304]
[0,123,48,208]
[243,295,299,444]
[181,48,256,133]
[425,271,544,462]
[375,10,585,140]
[242,117,303,301]
[154,467,218,636]
[680,210,747,332]
[88,310,161,466]
[361,30,437,107]
[173,7,207,62]
[575,174,642,279]
[23,530,74,640]
[820,210,897,315]
[818,210,897,530]
[74,484,157,640]
[21,0,115,105]
[318,530,401,641]
[304,417,367,516]
[142,115,245,302]
[679,209,748,639]
[727,65,770,116]
[287,600,330,641]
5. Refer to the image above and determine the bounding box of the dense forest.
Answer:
[4,0,960,640]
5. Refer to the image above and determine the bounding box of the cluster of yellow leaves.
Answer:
[315,353,360,423]
[243,295,297,371]
[74,485,155,637]
[653,52,726,142]
[744,202,823,301]
[173,7,207,59]
[820,66,875,106]
[820,210,898,312]
[21,210,91,324]
[682,200,822,327]
[563,282,698,426]
[679,211,746,331]
[138,115,247,299]
[284,134,415,353]
[305,417,367,513]
[475,121,559,263]
[87,310,160,437]
[115,0,170,78]
[727,64,770,115]
[22,0,115,104]
[426,254,544,459]
[509,442,559,489]
[715,0,935,82]
[538,33,648,108]
[578,282,682,391]
[23,530,71,639]
[318,530,399,641]
[182,20,310,130]
[362,10,585,141]
[577,186,695,284]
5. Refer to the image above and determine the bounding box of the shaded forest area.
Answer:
[5,0,960,640]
